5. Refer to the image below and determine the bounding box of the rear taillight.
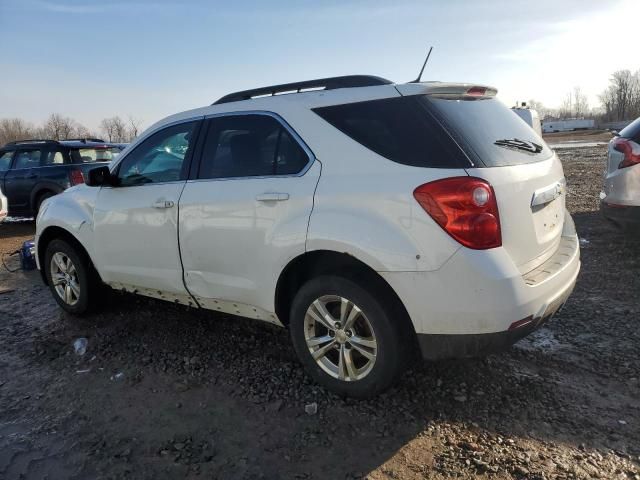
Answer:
[413,177,502,250]
[613,137,640,169]
[69,169,85,186]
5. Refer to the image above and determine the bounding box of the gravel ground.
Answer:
[0,145,638,479]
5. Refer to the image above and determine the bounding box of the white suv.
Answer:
[35,76,580,397]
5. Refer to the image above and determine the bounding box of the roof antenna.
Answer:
[413,46,433,83]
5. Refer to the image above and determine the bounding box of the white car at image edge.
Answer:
[35,75,580,397]
[0,184,7,222]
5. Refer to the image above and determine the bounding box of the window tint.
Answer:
[0,151,13,171]
[424,96,553,167]
[44,150,65,165]
[13,149,42,169]
[313,97,469,168]
[117,122,197,186]
[198,115,309,179]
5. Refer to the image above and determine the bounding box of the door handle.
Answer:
[152,200,175,209]
[255,193,289,202]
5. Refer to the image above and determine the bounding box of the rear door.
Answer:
[423,95,566,273]
[92,119,202,302]
[3,147,43,214]
[179,113,319,318]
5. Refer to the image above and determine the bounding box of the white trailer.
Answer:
[542,119,595,133]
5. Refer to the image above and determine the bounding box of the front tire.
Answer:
[289,275,406,398]
[44,239,97,315]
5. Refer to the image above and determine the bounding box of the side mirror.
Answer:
[87,166,116,187]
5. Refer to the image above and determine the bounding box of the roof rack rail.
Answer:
[213,75,393,105]
[63,137,106,143]
[6,139,61,146]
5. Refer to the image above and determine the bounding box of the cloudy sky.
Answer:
[1,0,639,132]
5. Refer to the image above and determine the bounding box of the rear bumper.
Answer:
[415,278,574,359]
[380,213,580,359]
[600,200,640,230]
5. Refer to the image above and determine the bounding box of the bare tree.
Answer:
[572,87,589,118]
[598,70,640,122]
[526,99,555,120]
[100,116,128,142]
[0,118,35,145]
[559,92,573,119]
[42,113,78,140]
[127,115,142,141]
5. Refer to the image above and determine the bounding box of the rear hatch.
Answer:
[399,86,567,273]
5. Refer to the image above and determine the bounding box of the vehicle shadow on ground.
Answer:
[12,211,635,478]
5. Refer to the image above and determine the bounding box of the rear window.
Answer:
[70,147,120,163]
[425,96,553,167]
[314,95,553,168]
[619,117,640,142]
[312,97,469,168]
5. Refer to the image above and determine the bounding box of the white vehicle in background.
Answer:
[35,75,580,397]
[512,105,542,137]
[601,116,640,231]
[0,185,7,222]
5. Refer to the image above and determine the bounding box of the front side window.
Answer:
[116,122,197,187]
[198,114,309,179]
[0,151,13,171]
[13,149,42,169]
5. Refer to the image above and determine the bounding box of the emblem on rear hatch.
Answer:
[531,179,566,207]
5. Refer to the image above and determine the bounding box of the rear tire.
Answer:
[35,191,54,216]
[289,275,406,398]
[44,239,98,315]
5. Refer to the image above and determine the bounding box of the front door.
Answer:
[179,113,319,320]
[92,119,202,304]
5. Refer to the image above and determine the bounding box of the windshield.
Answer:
[422,96,553,167]
[70,147,121,163]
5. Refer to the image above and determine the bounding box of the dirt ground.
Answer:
[0,145,639,480]
[542,130,614,144]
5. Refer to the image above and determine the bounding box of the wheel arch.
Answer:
[275,249,419,355]
[37,226,100,285]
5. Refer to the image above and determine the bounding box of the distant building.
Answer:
[542,119,595,133]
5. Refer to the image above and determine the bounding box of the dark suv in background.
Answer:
[0,139,125,217]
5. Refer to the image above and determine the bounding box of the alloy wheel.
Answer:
[50,252,81,306]
[303,295,377,382]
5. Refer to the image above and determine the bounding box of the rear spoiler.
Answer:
[396,82,498,99]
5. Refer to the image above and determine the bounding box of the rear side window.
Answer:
[312,97,469,168]
[620,117,640,142]
[70,147,121,163]
[0,151,13,171]
[424,96,553,167]
[44,149,66,165]
[198,114,309,179]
